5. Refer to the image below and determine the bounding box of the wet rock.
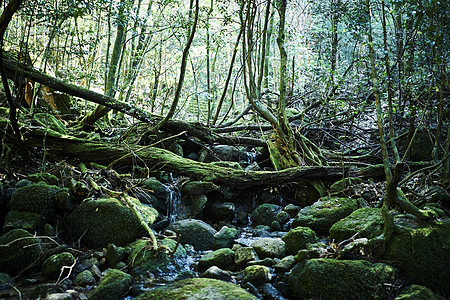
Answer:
[181,181,219,195]
[174,270,198,281]
[384,220,450,295]
[247,258,276,267]
[213,226,239,249]
[140,177,169,199]
[135,278,257,299]
[180,194,208,218]
[275,210,291,225]
[31,283,63,299]
[305,242,327,258]
[261,283,287,300]
[284,204,300,217]
[198,248,235,270]
[0,229,42,275]
[274,255,296,272]
[251,204,282,226]
[293,197,359,235]
[3,210,46,233]
[45,293,73,300]
[168,218,217,251]
[251,238,286,258]
[329,207,383,241]
[88,269,133,300]
[201,266,235,283]
[330,177,363,193]
[41,252,75,279]
[64,197,158,248]
[271,220,282,231]
[9,183,68,220]
[235,247,259,266]
[210,145,248,162]
[27,172,58,185]
[395,284,443,300]
[282,226,318,255]
[290,259,398,299]
[105,244,126,268]
[207,201,236,222]
[74,270,96,286]
[243,265,272,286]
[128,238,186,277]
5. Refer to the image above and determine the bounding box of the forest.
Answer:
[0,0,448,299]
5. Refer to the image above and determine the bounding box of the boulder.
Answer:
[213,226,239,249]
[135,278,257,299]
[0,229,42,275]
[168,219,217,251]
[64,197,158,248]
[293,197,359,235]
[207,201,236,222]
[251,237,286,258]
[201,266,235,283]
[74,270,96,286]
[41,252,75,279]
[3,210,46,233]
[282,226,318,255]
[251,203,282,226]
[88,269,133,300]
[198,248,235,270]
[141,178,170,199]
[235,247,259,266]
[395,284,442,300]
[27,172,59,185]
[329,207,383,241]
[290,259,398,299]
[243,265,272,286]
[181,181,219,195]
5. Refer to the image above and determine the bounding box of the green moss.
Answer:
[396,285,443,300]
[290,259,398,299]
[329,207,383,241]
[282,226,318,255]
[198,248,234,270]
[243,265,271,286]
[41,252,75,279]
[330,177,363,193]
[135,278,257,300]
[27,173,58,185]
[3,210,46,233]
[89,269,133,300]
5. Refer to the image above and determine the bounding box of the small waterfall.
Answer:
[166,185,180,223]
[246,150,257,164]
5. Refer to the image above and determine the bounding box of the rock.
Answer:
[274,255,296,272]
[235,247,259,266]
[88,269,133,300]
[0,229,42,275]
[251,238,286,258]
[45,293,73,300]
[261,283,287,300]
[0,272,13,290]
[210,145,248,162]
[27,173,59,185]
[271,220,282,231]
[180,194,208,219]
[41,252,75,279]
[181,181,219,195]
[175,270,198,281]
[207,201,236,222]
[293,197,359,235]
[3,210,46,233]
[395,284,443,300]
[305,242,327,258]
[9,183,68,220]
[141,178,169,199]
[251,203,282,226]
[275,211,291,225]
[243,265,272,286]
[330,177,363,193]
[291,180,324,206]
[198,248,235,270]
[290,259,398,299]
[329,207,383,241]
[74,270,96,286]
[213,226,239,249]
[135,278,257,299]
[128,238,187,277]
[201,266,235,283]
[284,204,300,217]
[282,226,318,255]
[168,219,217,251]
[247,258,276,267]
[64,197,158,248]
[105,244,126,268]
[384,220,450,295]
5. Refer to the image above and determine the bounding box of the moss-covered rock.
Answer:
[9,183,68,220]
[290,259,398,299]
[234,247,259,266]
[329,207,384,241]
[88,269,133,300]
[213,226,239,249]
[293,197,359,235]
[282,226,318,255]
[3,210,46,233]
[168,219,217,251]
[135,278,257,299]
[105,244,126,268]
[243,265,271,286]
[181,181,219,195]
[330,177,363,193]
[0,229,42,275]
[27,172,58,185]
[384,220,450,295]
[128,238,187,277]
[251,237,286,258]
[141,178,169,199]
[198,248,235,270]
[251,203,282,226]
[64,197,158,248]
[395,284,443,300]
[74,270,96,286]
[41,252,75,279]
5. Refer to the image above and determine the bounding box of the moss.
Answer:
[135,278,257,300]
[282,226,318,255]
[250,203,282,226]
[89,269,133,300]
[290,259,398,299]
[329,207,383,241]
[33,113,67,134]
[3,210,46,233]
[27,173,58,185]
[41,252,75,279]
[243,265,271,286]
[181,181,219,195]
[396,285,443,300]
[330,177,362,193]
[198,248,235,270]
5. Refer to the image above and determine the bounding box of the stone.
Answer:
[168,219,217,251]
[284,204,300,217]
[88,269,133,300]
[261,283,286,300]
[395,284,442,300]
[251,238,286,258]
[207,201,236,222]
[330,177,363,193]
[27,173,59,185]
[213,226,239,249]
[135,278,257,299]
[291,180,324,206]
[275,210,291,225]
[243,265,272,286]
[282,226,318,255]
[41,252,75,279]
[235,247,259,266]
[128,238,187,277]
[0,229,42,275]
[105,244,126,268]
[140,178,169,199]
[3,210,46,233]
[181,181,219,195]
[180,194,208,218]
[274,255,296,272]
[247,258,276,267]
[74,270,96,286]
[290,259,398,299]
[329,207,383,241]
[251,203,282,226]
[198,248,235,270]
[64,197,158,248]
[293,197,359,235]
[201,266,235,283]
[45,293,73,300]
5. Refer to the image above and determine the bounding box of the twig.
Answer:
[56,259,77,284]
